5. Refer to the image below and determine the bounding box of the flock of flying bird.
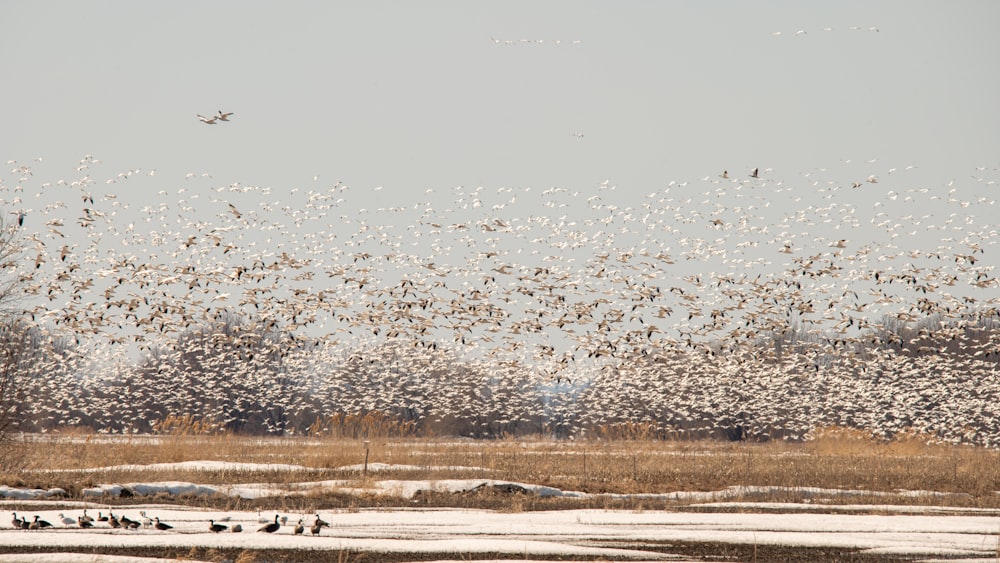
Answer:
[1,155,998,444]
[8,510,331,535]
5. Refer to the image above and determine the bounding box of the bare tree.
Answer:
[0,212,28,464]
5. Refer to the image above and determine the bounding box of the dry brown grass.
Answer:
[7,426,1000,509]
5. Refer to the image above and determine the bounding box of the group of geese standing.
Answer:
[9,510,332,535]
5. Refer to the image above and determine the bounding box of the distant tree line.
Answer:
[7,307,1000,448]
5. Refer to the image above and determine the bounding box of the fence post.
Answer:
[363,440,371,477]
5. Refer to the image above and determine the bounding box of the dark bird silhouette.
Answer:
[30,515,53,529]
[80,509,94,525]
[209,519,228,533]
[258,515,280,533]
[154,517,173,531]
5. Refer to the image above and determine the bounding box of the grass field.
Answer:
[6,426,1000,509]
[3,429,1000,562]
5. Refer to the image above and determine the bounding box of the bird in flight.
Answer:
[197,114,218,125]
[217,110,234,121]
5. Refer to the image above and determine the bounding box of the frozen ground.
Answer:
[2,462,999,562]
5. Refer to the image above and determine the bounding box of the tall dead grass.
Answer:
[8,424,1000,507]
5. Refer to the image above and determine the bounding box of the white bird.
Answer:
[197,114,217,125]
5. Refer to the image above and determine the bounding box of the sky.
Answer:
[3,1,998,194]
[0,1,998,363]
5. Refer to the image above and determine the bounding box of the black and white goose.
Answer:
[154,517,173,531]
[258,514,280,533]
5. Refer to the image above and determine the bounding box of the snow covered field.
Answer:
[3,462,999,562]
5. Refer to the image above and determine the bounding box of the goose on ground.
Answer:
[30,515,53,529]
[209,519,228,533]
[154,517,173,531]
[258,515,280,533]
[294,519,305,535]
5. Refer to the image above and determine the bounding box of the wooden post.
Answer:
[363,440,371,477]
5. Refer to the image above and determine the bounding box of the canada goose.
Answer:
[258,515,280,533]
[80,509,94,524]
[313,514,330,528]
[217,110,234,121]
[108,513,121,528]
[751,167,759,178]
[310,520,323,535]
[197,114,218,124]
[294,519,305,535]
[209,519,228,533]
[31,515,53,529]
[154,517,173,531]
[11,513,23,529]
[78,516,94,528]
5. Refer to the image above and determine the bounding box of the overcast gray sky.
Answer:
[3,1,998,193]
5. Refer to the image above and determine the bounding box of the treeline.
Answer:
[8,309,1000,447]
